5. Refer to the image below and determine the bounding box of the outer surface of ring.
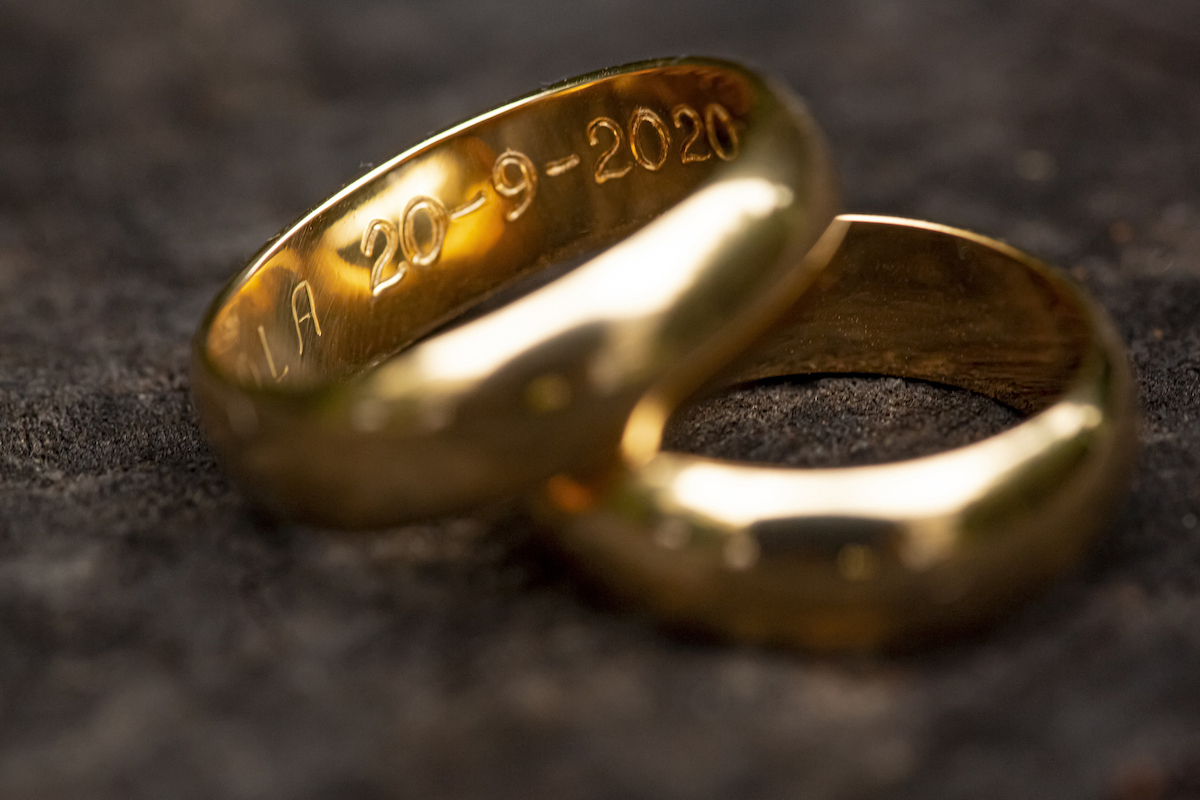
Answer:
[539,215,1138,651]
[191,57,842,527]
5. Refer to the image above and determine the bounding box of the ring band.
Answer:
[540,215,1138,651]
[191,58,841,526]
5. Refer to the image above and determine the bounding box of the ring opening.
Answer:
[709,216,1092,415]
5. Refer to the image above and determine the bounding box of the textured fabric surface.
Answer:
[2,1,1199,798]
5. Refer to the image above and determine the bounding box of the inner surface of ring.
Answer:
[202,62,761,391]
[709,218,1093,416]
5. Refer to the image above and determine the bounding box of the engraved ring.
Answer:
[539,215,1138,651]
[192,58,842,526]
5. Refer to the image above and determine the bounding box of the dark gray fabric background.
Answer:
[2,1,1199,798]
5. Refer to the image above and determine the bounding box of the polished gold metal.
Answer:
[539,215,1138,651]
[192,58,841,527]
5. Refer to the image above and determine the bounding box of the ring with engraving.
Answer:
[539,215,1138,651]
[192,57,842,527]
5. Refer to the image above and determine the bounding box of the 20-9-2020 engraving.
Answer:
[358,101,740,297]
[241,100,740,386]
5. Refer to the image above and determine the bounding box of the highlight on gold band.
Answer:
[539,215,1137,652]
[191,57,841,526]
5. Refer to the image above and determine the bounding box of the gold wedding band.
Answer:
[540,215,1137,651]
[192,58,841,526]
[192,58,1137,651]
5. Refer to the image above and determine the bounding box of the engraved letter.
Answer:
[400,195,450,268]
[492,150,538,221]
[450,191,486,220]
[257,325,288,382]
[587,117,632,183]
[362,218,403,296]
[544,154,580,176]
[705,103,740,162]
[628,107,670,171]
[291,280,323,356]
[672,104,710,164]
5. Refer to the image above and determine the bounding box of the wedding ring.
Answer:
[540,215,1138,651]
[192,58,841,526]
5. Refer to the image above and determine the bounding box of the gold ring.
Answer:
[539,215,1138,651]
[191,58,841,526]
